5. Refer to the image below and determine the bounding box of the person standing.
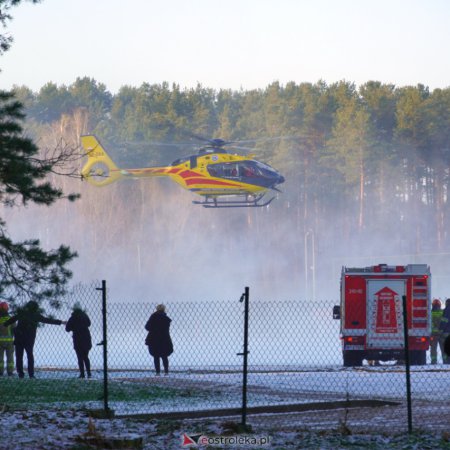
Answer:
[439,298,450,364]
[430,299,444,364]
[3,300,66,378]
[145,304,173,376]
[0,302,14,376]
[65,304,92,378]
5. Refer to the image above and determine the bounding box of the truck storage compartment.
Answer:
[335,264,431,367]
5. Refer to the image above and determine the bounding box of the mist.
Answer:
[5,167,450,303]
[6,80,450,303]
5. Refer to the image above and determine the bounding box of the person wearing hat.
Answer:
[3,301,66,378]
[0,302,14,376]
[65,304,92,379]
[145,304,173,376]
[430,299,444,364]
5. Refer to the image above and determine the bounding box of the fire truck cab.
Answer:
[333,263,431,366]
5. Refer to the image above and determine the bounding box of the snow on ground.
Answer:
[2,366,450,449]
[105,365,450,414]
[1,407,450,449]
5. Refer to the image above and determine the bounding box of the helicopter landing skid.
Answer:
[193,194,276,208]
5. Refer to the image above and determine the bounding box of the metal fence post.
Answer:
[237,287,250,427]
[402,294,412,433]
[96,280,109,412]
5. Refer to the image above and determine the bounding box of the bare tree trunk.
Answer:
[358,147,364,230]
[435,167,444,251]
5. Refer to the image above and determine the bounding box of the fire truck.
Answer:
[333,263,431,366]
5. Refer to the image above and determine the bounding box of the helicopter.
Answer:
[80,134,285,208]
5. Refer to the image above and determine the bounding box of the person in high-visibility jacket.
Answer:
[0,302,14,376]
[430,299,444,364]
[439,298,450,364]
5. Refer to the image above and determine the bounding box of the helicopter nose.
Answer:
[278,175,285,185]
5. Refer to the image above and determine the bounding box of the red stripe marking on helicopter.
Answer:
[179,170,205,178]
[185,178,241,187]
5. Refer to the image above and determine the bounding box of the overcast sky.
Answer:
[1,0,449,94]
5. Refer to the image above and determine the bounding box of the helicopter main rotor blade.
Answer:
[181,130,233,147]
[230,135,309,145]
[227,145,258,152]
[122,132,314,154]
[124,140,198,150]
[181,129,213,143]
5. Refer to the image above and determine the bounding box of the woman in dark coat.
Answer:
[145,304,173,375]
[65,305,92,378]
[440,299,450,364]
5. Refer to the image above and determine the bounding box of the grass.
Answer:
[0,377,195,409]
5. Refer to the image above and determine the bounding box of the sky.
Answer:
[1,0,449,94]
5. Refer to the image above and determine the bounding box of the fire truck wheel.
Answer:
[343,351,363,367]
[409,350,426,366]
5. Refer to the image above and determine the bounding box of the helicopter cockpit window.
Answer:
[239,162,257,177]
[254,161,274,173]
[208,165,219,177]
[207,161,266,179]
[207,163,238,178]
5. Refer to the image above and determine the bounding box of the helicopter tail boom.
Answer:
[81,135,176,186]
[81,135,123,186]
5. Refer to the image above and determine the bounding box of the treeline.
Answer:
[9,78,450,298]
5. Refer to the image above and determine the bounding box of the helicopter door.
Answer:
[190,156,198,169]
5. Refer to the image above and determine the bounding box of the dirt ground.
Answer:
[117,374,450,433]
[244,400,450,433]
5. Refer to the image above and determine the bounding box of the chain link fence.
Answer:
[1,282,450,433]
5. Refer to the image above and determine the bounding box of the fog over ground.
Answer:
[6,170,450,304]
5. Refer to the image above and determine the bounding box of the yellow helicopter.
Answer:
[80,135,285,208]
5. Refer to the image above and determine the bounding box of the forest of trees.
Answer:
[6,78,450,300]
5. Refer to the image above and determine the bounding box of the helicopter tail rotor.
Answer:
[81,135,123,187]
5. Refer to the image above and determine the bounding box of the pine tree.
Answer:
[0,0,78,306]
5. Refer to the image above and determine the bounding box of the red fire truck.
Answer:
[333,263,431,366]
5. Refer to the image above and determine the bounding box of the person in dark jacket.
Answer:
[439,298,450,364]
[145,304,173,375]
[4,300,66,378]
[65,304,92,378]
